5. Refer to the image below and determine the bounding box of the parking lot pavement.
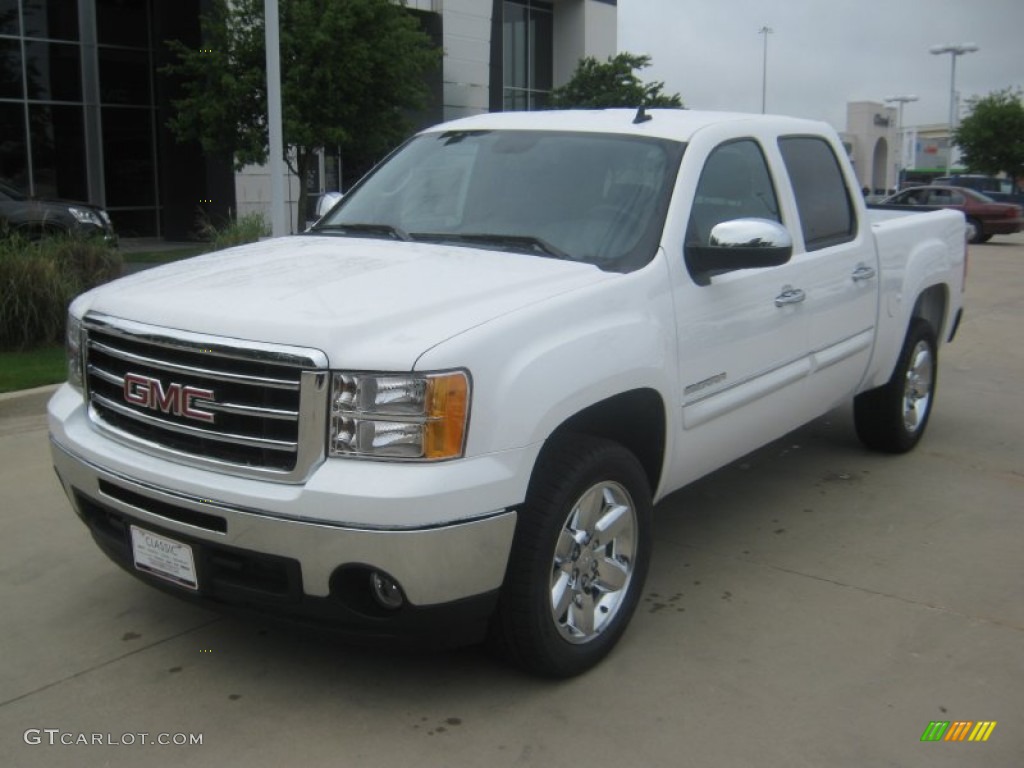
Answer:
[2,236,1022,767]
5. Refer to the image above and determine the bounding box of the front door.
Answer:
[668,138,812,487]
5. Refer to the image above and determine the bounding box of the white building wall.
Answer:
[235,162,303,231]
[845,101,898,193]
[441,0,493,120]
[552,0,617,87]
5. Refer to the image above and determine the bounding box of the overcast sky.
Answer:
[618,0,1024,131]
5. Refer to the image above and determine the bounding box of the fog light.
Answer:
[370,571,405,610]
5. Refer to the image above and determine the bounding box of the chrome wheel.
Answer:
[550,481,637,644]
[902,340,934,433]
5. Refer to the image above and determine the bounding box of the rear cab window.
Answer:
[778,136,857,250]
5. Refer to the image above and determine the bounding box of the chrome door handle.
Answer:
[852,264,877,282]
[774,286,806,307]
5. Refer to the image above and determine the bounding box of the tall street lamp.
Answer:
[759,26,773,114]
[929,43,978,175]
[885,95,918,189]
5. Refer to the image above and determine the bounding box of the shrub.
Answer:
[197,211,269,251]
[0,236,122,351]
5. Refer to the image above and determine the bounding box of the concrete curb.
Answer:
[0,383,61,419]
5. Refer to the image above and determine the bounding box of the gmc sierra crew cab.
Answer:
[49,109,966,677]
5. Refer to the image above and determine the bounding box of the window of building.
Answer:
[96,0,149,47]
[22,0,80,41]
[29,104,86,199]
[99,47,150,105]
[0,101,28,187]
[0,0,19,36]
[0,37,22,98]
[502,0,552,111]
[23,41,82,101]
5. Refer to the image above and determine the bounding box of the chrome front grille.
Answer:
[83,313,329,482]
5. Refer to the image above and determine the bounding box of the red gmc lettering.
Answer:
[122,373,215,423]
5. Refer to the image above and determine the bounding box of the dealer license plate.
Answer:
[130,526,198,591]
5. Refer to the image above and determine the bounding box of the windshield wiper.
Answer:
[411,232,573,261]
[313,223,412,241]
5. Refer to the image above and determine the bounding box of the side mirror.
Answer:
[686,218,793,285]
[316,191,344,219]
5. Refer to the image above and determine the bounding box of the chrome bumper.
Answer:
[51,439,516,606]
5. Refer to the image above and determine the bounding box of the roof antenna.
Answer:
[633,103,652,124]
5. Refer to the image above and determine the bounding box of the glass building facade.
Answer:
[501,0,553,111]
[0,0,233,238]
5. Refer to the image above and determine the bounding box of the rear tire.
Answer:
[490,434,652,677]
[854,318,937,453]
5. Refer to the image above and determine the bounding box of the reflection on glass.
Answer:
[24,42,82,102]
[0,0,18,35]
[0,102,29,188]
[97,0,150,48]
[29,104,87,200]
[99,47,150,105]
[0,38,22,99]
[107,208,157,238]
[23,0,80,41]
[102,106,156,206]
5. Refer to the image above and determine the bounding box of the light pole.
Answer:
[929,43,978,175]
[885,95,918,189]
[759,26,773,114]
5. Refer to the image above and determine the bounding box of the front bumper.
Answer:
[52,440,516,643]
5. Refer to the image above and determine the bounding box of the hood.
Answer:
[79,235,611,369]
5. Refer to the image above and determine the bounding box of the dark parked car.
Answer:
[880,185,1023,243]
[0,180,117,246]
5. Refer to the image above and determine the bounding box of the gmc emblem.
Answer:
[123,373,216,424]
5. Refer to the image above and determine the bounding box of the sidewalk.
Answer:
[0,384,60,420]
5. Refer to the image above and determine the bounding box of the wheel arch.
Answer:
[546,388,667,496]
[910,283,949,343]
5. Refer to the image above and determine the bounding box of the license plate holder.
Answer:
[130,525,198,591]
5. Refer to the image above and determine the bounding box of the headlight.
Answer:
[67,206,103,227]
[329,371,470,460]
[66,313,84,391]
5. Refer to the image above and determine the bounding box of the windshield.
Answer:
[313,130,684,272]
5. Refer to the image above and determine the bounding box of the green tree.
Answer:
[548,53,683,110]
[953,88,1024,181]
[164,0,440,228]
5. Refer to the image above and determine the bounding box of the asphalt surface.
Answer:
[2,235,1022,767]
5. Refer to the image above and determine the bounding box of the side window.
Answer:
[686,139,781,248]
[778,136,856,250]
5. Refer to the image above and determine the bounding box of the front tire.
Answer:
[854,318,938,453]
[966,217,984,244]
[490,435,652,677]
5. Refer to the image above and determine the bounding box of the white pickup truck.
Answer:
[49,109,966,677]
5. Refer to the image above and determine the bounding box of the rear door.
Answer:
[776,135,878,413]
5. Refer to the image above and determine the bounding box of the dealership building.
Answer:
[0,0,617,239]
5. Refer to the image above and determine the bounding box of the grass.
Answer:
[122,245,209,264]
[3,216,268,395]
[0,345,66,393]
